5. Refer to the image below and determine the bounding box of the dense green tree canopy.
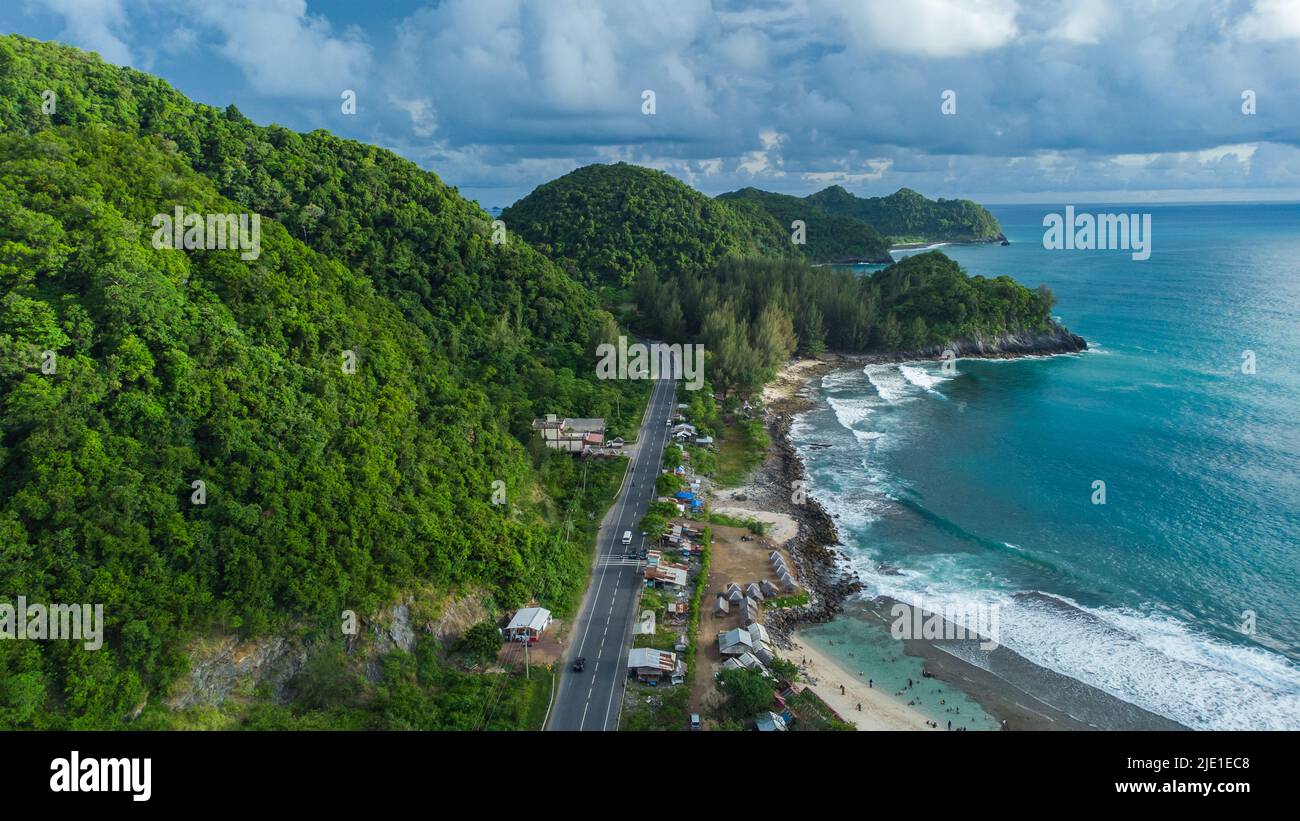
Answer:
[501,163,800,287]
[716,187,891,262]
[805,185,1005,243]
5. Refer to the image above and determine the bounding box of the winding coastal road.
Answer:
[547,369,677,731]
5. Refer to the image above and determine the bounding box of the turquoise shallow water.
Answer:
[800,614,1001,730]
[800,203,1300,730]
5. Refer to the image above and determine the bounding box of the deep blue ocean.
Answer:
[797,203,1300,730]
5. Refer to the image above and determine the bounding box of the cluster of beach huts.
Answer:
[769,550,797,592]
[712,577,778,682]
[717,620,776,677]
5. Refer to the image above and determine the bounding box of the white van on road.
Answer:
[621,530,633,546]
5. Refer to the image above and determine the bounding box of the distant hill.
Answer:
[501,163,799,286]
[805,185,1005,244]
[716,187,892,263]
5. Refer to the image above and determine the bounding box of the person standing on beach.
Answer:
[868,678,873,688]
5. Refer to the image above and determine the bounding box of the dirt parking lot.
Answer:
[495,624,565,671]
[688,521,798,715]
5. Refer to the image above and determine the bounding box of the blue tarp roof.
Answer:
[674,491,694,500]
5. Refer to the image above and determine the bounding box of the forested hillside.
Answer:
[806,186,1005,243]
[0,36,643,728]
[716,187,891,263]
[501,163,800,287]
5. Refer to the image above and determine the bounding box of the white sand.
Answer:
[762,357,836,405]
[786,633,936,731]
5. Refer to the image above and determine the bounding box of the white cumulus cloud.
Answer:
[820,0,1020,58]
[192,0,372,97]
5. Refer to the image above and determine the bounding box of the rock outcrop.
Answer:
[890,323,1087,360]
[165,590,488,711]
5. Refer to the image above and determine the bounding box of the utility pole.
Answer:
[524,639,530,680]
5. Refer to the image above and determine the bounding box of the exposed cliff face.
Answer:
[166,634,314,710]
[165,591,489,711]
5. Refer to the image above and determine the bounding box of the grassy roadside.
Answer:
[713,418,770,487]
[685,527,711,692]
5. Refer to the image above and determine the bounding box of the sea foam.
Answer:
[863,364,912,403]
[898,363,951,395]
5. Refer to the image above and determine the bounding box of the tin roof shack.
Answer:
[756,711,788,732]
[531,415,606,453]
[504,607,552,643]
[718,627,755,656]
[735,652,769,676]
[645,564,688,589]
[628,648,684,685]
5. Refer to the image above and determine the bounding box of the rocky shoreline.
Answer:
[745,339,1192,731]
[754,330,1089,646]
[761,410,863,645]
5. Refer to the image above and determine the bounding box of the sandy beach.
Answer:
[786,633,935,731]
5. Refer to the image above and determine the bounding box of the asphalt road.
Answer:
[546,371,678,731]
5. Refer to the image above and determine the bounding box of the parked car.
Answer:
[690,713,701,731]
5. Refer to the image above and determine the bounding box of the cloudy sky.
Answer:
[5,0,1300,208]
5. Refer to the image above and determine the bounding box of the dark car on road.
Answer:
[572,657,586,672]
